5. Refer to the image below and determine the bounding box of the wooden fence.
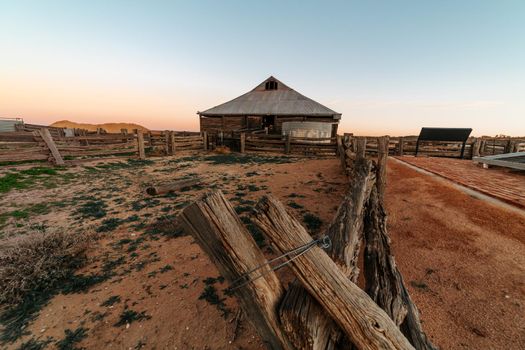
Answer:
[242,133,338,156]
[344,134,525,159]
[0,127,207,165]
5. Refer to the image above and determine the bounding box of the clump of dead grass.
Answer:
[0,230,92,306]
[213,145,231,154]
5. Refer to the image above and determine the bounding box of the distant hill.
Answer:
[50,120,150,133]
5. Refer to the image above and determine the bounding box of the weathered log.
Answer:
[363,188,436,350]
[376,136,389,201]
[145,178,201,196]
[38,129,64,165]
[179,191,293,350]
[254,196,414,350]
[278,156,377,350]
[137,130,146,160]
[363,142,437,350]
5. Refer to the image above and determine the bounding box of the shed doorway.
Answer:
[262,115,276,132]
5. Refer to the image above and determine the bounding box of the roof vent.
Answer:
[265,80,278,90]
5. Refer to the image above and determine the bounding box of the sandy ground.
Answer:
[1,152,524,349]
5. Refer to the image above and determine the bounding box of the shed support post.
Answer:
[203,131,208,151]
[137,130,146,160]
[285,133,291,154]
[240,133,246,153]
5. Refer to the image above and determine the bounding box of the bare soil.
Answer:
[1,153,523,349]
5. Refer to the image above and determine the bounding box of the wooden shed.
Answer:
[198,76,341,136]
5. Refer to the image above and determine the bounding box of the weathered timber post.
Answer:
[356,137,367,160]
[264,127,269,135]
[164,130,170,155]
[121,128,128,135]
[363,141,437,350]
[398,137,405,156]
[240,132,246,153]
[278,157,377,350]
[377,137,389,201]
[137,130,146,160]
[285,134,291,154]
[170,131,176,155]
[202,131,208,151]
[505,139,513,153]
[179,191,294,350]
[472,138,481,158]
[38,128,64,165]
[254,196,414,350]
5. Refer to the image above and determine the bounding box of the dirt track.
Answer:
[1,154,524,349]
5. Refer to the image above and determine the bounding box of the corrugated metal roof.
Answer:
[198,76,341,118]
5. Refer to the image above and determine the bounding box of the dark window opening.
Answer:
[262,115,276,130]
[265,81,278,90]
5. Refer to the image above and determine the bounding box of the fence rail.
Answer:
[0,127,207,165]
[343,134,525,159]
[242,133,338,156]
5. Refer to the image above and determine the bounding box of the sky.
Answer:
[0,0,524,136]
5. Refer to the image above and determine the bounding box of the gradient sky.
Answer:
[1,0,524,136]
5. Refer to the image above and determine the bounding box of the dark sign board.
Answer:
[416,127,473,158]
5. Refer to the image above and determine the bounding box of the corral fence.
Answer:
[342,134,525,159]
[209,130,338,157]
[0,125,207,166]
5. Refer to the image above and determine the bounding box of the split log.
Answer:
[145,178,201,196]
[253,196,414,350]
[278,156,377,350]
[179,191,294,350]
[363,139,437,350]
[363,188,436,350]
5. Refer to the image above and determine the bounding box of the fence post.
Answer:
[356,137,366,159]
[137,130,146,160]
[203,131,208,151]
[170,131,176,155]
[240,132,246,153]
[377,136,389,201]
[398,137,404,156]
[472,138,481,158]
[38,128,65,165]
[164,130,170,155]
[264,127,268,135]
[336,135,342,156]
[285,134,291,154]
[120,128,128,135]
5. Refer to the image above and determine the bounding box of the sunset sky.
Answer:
[1,1,524,136]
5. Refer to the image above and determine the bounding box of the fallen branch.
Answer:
[146,178,201,196]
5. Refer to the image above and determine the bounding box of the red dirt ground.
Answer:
[3,155,524,349]
[396,155,525,208]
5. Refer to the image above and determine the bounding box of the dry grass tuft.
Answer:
[0,230,92,305]
[214,145,231,154]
